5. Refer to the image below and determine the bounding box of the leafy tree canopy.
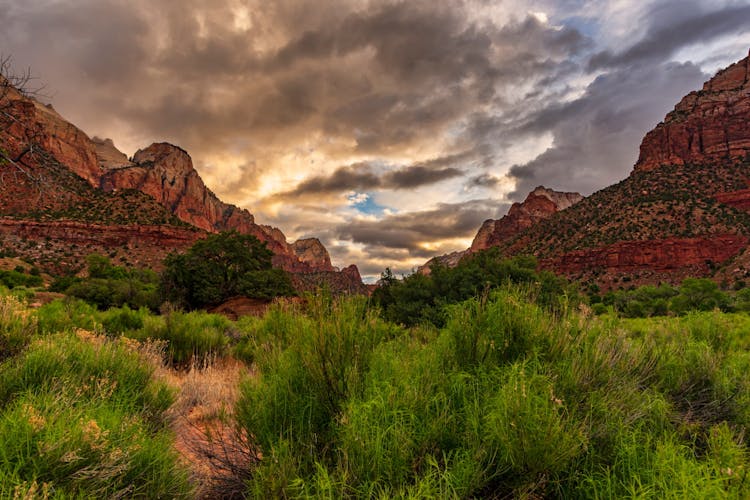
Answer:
[373,249,572,327]
[161,231,295,309]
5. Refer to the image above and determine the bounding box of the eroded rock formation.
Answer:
[635,50,750,172]
[471,186,583,252]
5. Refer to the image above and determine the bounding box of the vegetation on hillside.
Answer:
[501,157,750,258]
[588,277,750,317]
[52,254,161,310]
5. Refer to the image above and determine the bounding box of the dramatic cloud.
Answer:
[280,155,468,198]
[589,1,750,70]
[1,0,749,280]
[507,60,707,197]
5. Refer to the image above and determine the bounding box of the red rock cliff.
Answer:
[100,142,338,271]
[471,186,583,251]
[1,84,101,185]
[635,50,750,172]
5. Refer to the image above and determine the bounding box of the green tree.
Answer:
[670,278,729,314]
[161,231,295,309]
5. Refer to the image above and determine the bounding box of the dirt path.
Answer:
[156,356,257,498]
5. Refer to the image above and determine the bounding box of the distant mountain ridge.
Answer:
[425,49,750,289]
[0,77,366,292]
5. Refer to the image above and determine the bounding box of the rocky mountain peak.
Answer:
[91,137,133,170]
[634,51,750,172]
[529,186,584,211]
[291,238,333,270]
[470,187,583,252]
[1,82,101,186]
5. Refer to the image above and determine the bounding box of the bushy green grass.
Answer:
[34,297,234,367]
[0,330,192,498]
[234,287,750,498]
[0,294,37,361]
[125,309,232,366]
[5,280,750,498]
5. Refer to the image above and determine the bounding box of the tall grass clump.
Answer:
[126,309,231,366]
[0,294,37,361]
[35,297,101,334]
[234,287,750,498]
[0,331,193,498]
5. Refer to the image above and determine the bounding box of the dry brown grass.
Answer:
[160,356,258,499]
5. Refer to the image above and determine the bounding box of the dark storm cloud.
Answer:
[280,155,468,197]
[0,0,590,162]
[336,199,507,254]
[589,2,750,70]
[3,0,747,275]
[467,173,501,188]
[507,61,706,198]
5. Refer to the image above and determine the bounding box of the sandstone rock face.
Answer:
[470,186,584,251]
[0,218,200,271]
[419,250,469,275]
[103,143,236,232]
[1,85,101,186]
[1,81,353,287]
[101,142,338,273]
[291,264,369,295]
[635,50,750,172]
[91,137,133,170]
[291,238,333,270]
[715,188,750,211]
[86,138,344,277]
[543,235,748,276]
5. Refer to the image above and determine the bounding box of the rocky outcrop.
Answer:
[0,79,354,288]
[715,188,750,211]
[1,85,101,185]
[0,218,200,271]
[543,235,748,276]
[470,186,583,251]
[100,142,334,271]
[291,264,369,295]
[418,186,583,274]
[91,137,133,170]
[419,250,469,275]
[635,50,750,172]
[291,238,333,270]
[102,143,249,233]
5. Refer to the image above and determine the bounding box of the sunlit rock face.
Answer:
[0,79,359,290]
[291,238,333,270]
[1,84,101,186]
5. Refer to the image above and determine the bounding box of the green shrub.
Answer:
[0,332,192,497]
[161,231,295,310]
[58,255,161,311]
[0,269,43,289]
[100,305,147,335]
[481,362,586,490]
[373,252,574,327]
[35,298,100,334]
[127,309,231,366]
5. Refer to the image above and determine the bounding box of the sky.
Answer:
[1,0,750,281]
